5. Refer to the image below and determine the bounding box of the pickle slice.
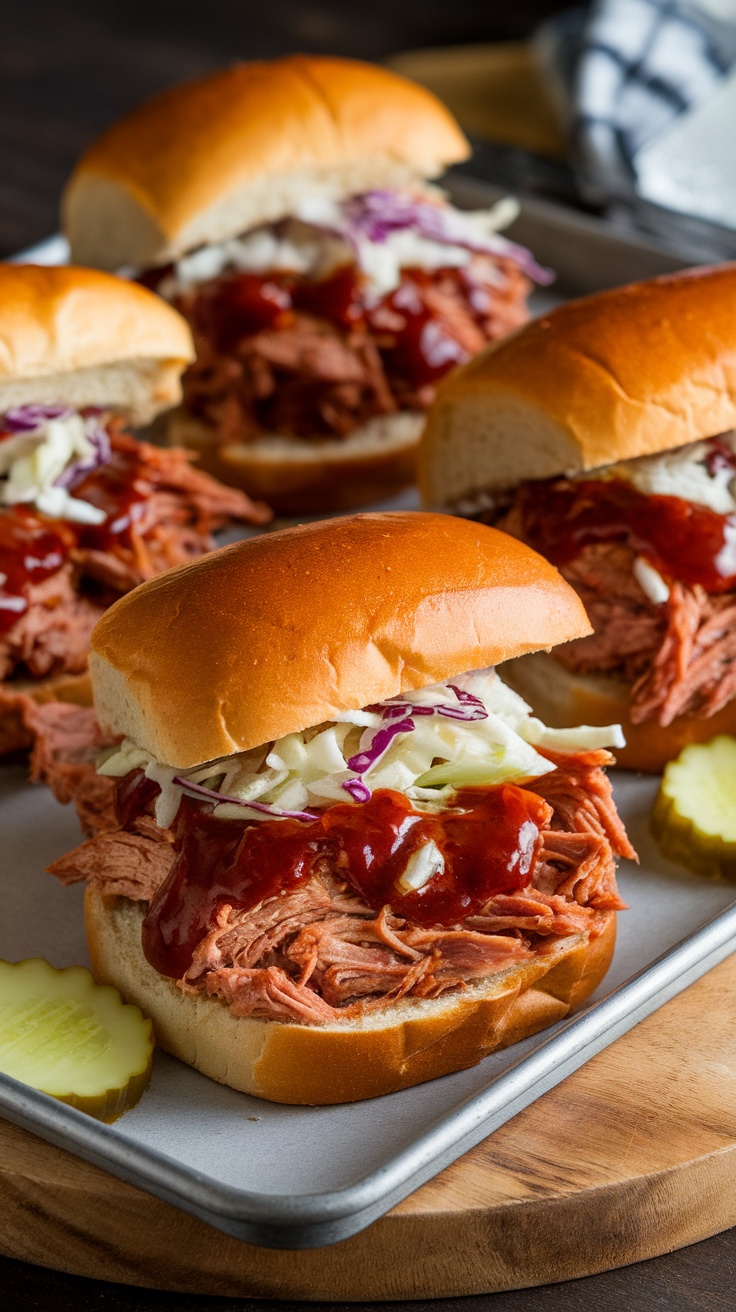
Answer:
[651,735,736,882]
[0,958,154,1121]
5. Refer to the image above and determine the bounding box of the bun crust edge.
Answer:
[85,888,615,1104]
[0,265,194,424]
[167,410,422,513]
[64,56,470,271]
[420,265,736,507]
[88,512,593,769]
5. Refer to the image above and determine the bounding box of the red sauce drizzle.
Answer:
[187,265,474,393]
[369,271,470,390]
[0,507,73,636]
[519,476,736,593]
[72,445,152,553]
[135,780,548,979]
[0,429,159,637]
[114,768,161,830]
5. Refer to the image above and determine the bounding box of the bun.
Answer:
[500,651,736,772]
[89,511,592,768]
[420,264,736,508]
[85,888,616,1104]
[167,409,422,514]
[0,265,194,424]
[0,669,92,756]
[63,57,470,272]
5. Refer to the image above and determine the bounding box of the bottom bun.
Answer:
[500,651,736,773]
[0,668,92,756]
[85,888,616,1105]
[166,410,423,515]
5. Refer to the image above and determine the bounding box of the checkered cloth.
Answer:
[536,0,736,249]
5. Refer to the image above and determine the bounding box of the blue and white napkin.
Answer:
[535,0,736,254]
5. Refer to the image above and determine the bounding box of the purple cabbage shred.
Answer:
[342,779,372,803]
[341,191,554,285]
[3,404,73,433]
[172,776,318,822]
[347,717,415,774]
[54,417,112,490]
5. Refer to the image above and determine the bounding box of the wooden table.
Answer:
[1,1,733,1307]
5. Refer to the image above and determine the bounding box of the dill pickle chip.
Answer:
[651,736,736,882]
[0,959,154,1121]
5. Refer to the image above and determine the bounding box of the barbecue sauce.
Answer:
[72,445,152,553]
[135,779,549,979]
[0,508,72,636]
[519,476,736,594]
[188,264,476,394]
[0,431,159,634]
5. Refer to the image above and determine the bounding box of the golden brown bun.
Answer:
[167,410,422,514]
[420,264,736,508]
[89,511,592,768]
[85,888,615,1105]
[0,669,92,756]
[501,650,736,772]
[0,265,194,424]
[63,57,470,272]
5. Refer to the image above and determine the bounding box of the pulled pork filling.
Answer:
[46,703,633,1026]
[0,410,270,753]
[491,436,736,726]
[0,421,269,687]
[174,259,531,444]
[142,191,549,445]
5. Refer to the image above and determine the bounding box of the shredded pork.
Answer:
[177,259,530,445]
[0,428,270,741]
[47,743,632,1025]
[498,504,736,727]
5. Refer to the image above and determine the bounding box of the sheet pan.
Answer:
[2,186,732,1250]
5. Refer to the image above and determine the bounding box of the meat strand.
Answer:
[49,748,631,1024]
[1,426,271,741]
[178,259,531,445]
[497,505,736,727]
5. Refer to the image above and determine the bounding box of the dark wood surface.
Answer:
[0,1228,734,1312]
[1,1,734,1307]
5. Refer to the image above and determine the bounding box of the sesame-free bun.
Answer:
[85,888,616,1104]
[0,265,194,423]
[500,651,736,773]
[420,264,736,509]
[89,511,592,768]
[167,409,423,514]
[63,56,470,272]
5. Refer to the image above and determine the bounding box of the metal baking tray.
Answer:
[2,185,733,1250]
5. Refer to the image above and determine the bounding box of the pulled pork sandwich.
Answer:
[62,56,551,513]
[0,264,270,756]
[49,512,633,1104]
[420,265,736,772]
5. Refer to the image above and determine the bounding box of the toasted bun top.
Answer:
[420,264,736,507]
[0,264,194,423]
[63,56,470,272]
[89,511,591,767]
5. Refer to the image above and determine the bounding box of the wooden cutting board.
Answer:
[2,953,736,1299]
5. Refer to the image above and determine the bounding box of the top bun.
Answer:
[63,56,470,272]
[420,264,736,508]
[89,511,591,768]
[0,264,194,423]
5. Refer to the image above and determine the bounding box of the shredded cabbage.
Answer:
[162,189,552,301]
[0,408,111,524]
[99,669,624,829]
